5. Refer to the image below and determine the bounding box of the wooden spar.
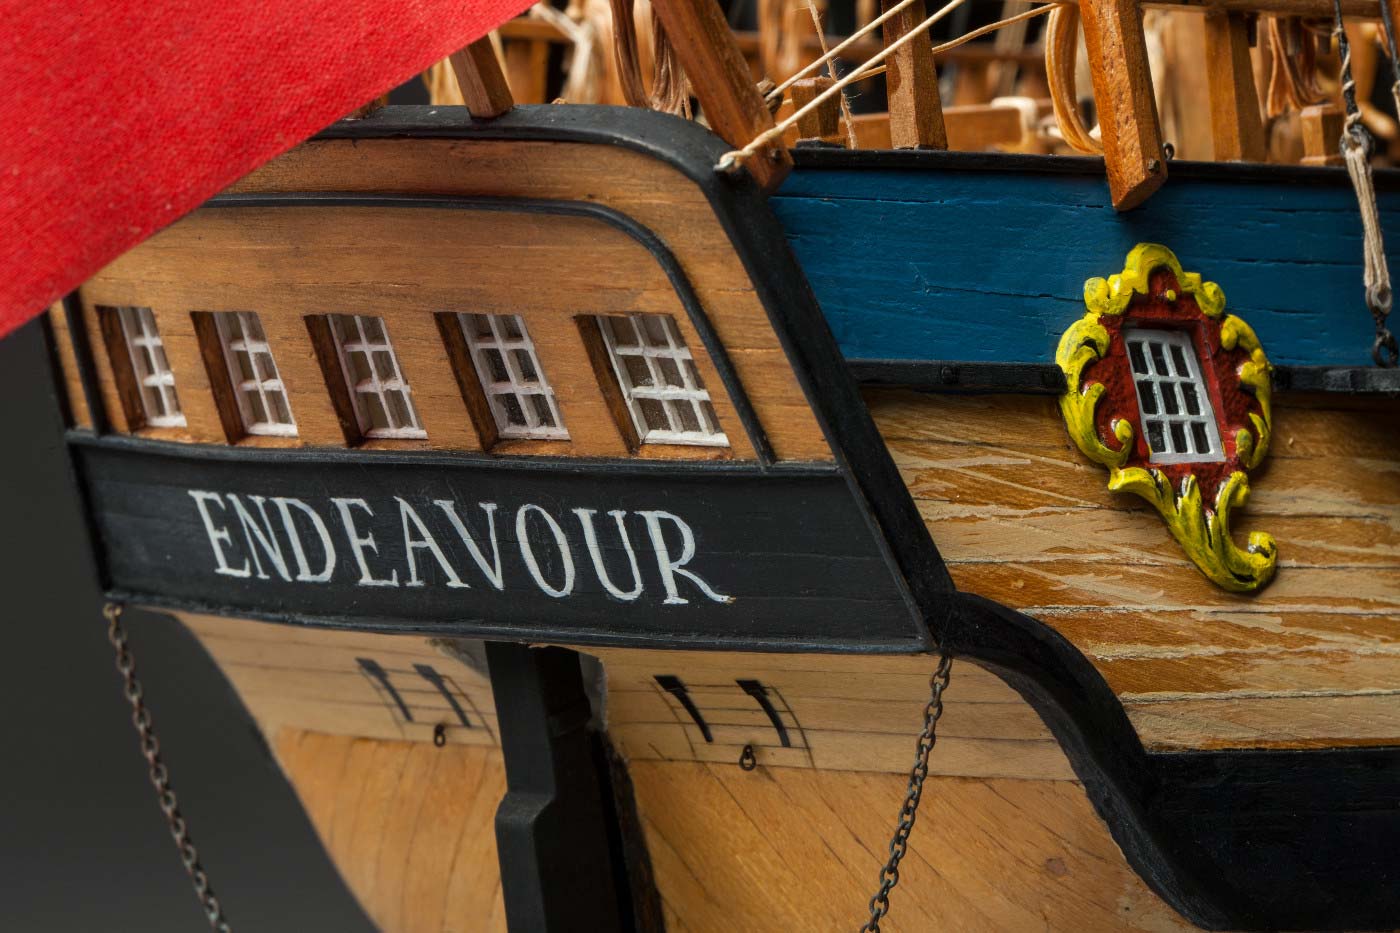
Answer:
[503,34,550,104]
[449,36,515,118]
[1203,11,1266,161]
[1079,0,1167,209]
[791,76,844,144]
[1300,103,1346,165]
[650,0,793,191]
[879,0,949,149]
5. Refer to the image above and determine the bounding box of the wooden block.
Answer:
[1300,103,1346,166]
[649,0,792,191]
[1203,11,1266,162]
[879,0,948,149]
[449,36,514,118]
[791,77,843,144]
[1078,0,1167,209]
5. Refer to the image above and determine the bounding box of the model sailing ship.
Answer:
[38,0,1400,928]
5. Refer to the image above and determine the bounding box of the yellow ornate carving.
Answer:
[1056,244,1277,592]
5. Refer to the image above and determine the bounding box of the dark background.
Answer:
[0,77,449,932]
[0,324,379,930]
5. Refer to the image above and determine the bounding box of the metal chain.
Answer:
[105,602,232,933]
[1332,0,1399,367]
[860,652,953,933]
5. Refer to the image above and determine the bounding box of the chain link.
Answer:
[860,652,953,933]
[105,602,232,933]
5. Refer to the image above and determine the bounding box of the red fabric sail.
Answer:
[0,0,532,338]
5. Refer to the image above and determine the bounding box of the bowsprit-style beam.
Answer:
[1079,0,1168,209]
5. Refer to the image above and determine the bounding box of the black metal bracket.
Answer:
[736,679,791,747]
[654,675,713,743]
[413,663,472,728]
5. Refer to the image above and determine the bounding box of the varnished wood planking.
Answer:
[81,206,757,459]
[44,305,93,429]
[867,388,1400,750]
[588,648,1076,780]
[223,136,830,461]
[628,761,1194,932]
[275,729,508,933]
[180,614,500,747]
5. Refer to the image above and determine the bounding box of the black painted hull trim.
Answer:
[949,592,1400,932]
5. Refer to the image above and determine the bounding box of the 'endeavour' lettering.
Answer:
[186,490,730,606]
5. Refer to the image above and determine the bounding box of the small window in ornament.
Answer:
[326,314,426,439]
[211,312,297,436]
[594,313,728,447]
[1125,328,1223,464]
[456,313,568,440]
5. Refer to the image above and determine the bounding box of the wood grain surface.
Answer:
[67,135,828,462]
[868,388,1400,750]
[76,206,753,460]
[627,761,1194,932]
[1202,11,1265,162]
[1078,0,1167,208]
[588,647,1075,779]
[276,729,508,933]
[181,614,501,746]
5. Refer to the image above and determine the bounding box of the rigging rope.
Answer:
[725,0,1054,170]
[1333,0,1399,366]
[805,0,859,148]
[764,0,933,102]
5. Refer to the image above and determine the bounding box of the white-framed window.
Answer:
[212,312,297,436]
[1126,328,1223,464]
[327,314,426,439]
[457,313,568,440]
[114,306,186,428]
[595,313,728,447]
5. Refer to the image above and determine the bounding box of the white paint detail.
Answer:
[397,497,468,589]
[327,314,427,439]
[271,497,336,582]
[638,510,732,605]
[573,508,644,601]
[595,313,729,447]
[116,306,186,428]
[516,504,576,598]
[212,311,297,436]
[1125,327,1225,465]
[331,497,400,587]
[433,500,505,590]
[227,494,293,581]
[188,490,251,578]
[457,313,569,440]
